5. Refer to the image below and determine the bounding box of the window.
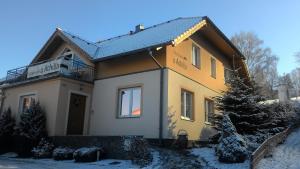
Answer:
[118,87,142,117]
[60,48,85,69]
[19,94,36,113]
[211,57,216,78]
[181,89,194,120]
[205,99,214,123]
[192,44,200,68]
[224,68,232,84]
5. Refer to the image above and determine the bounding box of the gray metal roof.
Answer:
[60,17,204,61]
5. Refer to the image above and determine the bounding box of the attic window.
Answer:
[59,48,85,67]
[61,48,73,59]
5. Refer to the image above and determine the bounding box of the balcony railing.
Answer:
[4,57,95,85]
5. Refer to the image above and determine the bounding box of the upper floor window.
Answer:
[192,44,201,69]
[204,98,214,123]
[60,48,85,68]
[181,89,194,120]
[118,87,142,118]
[224,68,232,84]
[211,57,216,78]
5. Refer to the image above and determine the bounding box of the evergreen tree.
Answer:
[0,107,15,137]
[214,71,270,134]
[15,101,47,140]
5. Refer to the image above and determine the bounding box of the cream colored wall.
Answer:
[55,78,93,136]
[2,79,61,136]
[90,70,161,138]
[2,77,93,136]
[164,69,220,140]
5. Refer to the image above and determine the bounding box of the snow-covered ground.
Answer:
[257,128,300,169]
[191,147,249,169]
[0,151,161,169]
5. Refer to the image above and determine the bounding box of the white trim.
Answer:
[17,91,38,114]
[117,86,142,118]
[64,90,90,136]
[16,91,38,123]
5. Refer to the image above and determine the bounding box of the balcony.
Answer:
[4,57,94,85]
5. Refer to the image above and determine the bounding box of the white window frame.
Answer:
[191,44,201,69]
[181,89,194,120]
[211,57,216,78]
[204,98,214,123]
[118,87,142,118]
[19,93,37,114]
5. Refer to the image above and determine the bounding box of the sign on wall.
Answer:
[27,58,65,78]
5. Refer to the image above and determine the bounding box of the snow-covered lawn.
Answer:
[257,128,300,169]
[191,147,249,169]
[0,151,161,169]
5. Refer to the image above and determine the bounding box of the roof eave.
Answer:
[203,16,246,60]
[92,41,171,63]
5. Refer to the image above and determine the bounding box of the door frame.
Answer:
[64,90,90,136]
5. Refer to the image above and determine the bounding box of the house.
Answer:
[0,16,248,142]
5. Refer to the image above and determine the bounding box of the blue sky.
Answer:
[0,0,299,77]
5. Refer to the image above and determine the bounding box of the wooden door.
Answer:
[67,93,86,135]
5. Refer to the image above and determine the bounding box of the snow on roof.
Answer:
[60,30,99,57]
[60,17,204,60]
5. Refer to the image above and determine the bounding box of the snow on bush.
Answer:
[14,101,47,140]
[123,136,152,167]
[214,71,271,134]
[14,101,47,157]
[216,114,248,163]
[32,138,55,158]
[53,147,75,160]
[73,147,101,162]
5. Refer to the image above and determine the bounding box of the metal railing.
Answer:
[4,57,95,84]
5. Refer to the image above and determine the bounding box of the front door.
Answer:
[67,93,86,135]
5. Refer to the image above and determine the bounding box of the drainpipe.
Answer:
[0,89,5,114]
[147,48,164,145]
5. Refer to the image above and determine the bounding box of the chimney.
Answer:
[135,24,144,33]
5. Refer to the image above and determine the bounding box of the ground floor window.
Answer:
[118,87,142,117]
[204,98,214,123]
[181,89,194,120]
[19,94,36,113]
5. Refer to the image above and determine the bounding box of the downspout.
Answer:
[0,89,5,114]
[147,48,164,145]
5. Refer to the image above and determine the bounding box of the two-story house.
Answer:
[0,16,248,142]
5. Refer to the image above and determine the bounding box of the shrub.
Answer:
[14,101,47,157]
[0,107,15,137]
[0,107,15,154]
[73,147,101,162]
[216,114,248,163]
[14,101,47,140]
[53,147,75,160]
[32,138,54,158]
[123,137,152,167]
[268,102,296,128]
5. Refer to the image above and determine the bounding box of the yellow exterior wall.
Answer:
[165,69,219,140]
[166,35,231,93]
[95,49,166,79]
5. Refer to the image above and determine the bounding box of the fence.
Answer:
[250,127,292,169]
